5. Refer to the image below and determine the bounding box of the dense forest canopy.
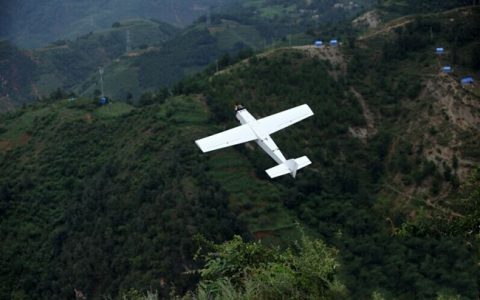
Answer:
[0,1,479,299]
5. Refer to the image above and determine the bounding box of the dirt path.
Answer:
[215,45,347,79]
[353,10,381,30]
[359,17,413,40]
[384,183,464,218]
[348,88,377,140]
[292,45,346,67]
[36,44,69,52]
[359,6,478,41]
[351,88,376,129]
[290,45,348,80]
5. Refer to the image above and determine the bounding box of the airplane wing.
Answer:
[195,124,257,152]
[256,104,314,135]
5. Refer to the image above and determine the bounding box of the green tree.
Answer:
[185,233,346,299]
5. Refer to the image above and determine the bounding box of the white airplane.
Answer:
[195,104,314,178]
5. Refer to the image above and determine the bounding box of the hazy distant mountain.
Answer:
[1,0,378,108]
[0,0,233,48]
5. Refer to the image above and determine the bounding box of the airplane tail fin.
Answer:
[265,156,311,179]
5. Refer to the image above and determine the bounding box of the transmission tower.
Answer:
[126,29,131,53]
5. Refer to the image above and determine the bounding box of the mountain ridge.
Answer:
[0,0,235,49]
[1,0,380,111]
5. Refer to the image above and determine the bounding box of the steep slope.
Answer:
[347,6,480,211]
[376,0,478,17]
[0,97,248,298]
[222,0,376,37]
[0,41,37,110]
[35,19,178,96]
[74,19,265,101]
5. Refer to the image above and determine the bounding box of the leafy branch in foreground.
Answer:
[183,232,346,300]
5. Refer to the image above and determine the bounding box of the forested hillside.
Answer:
[71,0,376,103]
[34,20,179,99]
[0,20,179,109]
[0,2,479,300]
[74,20,262,102]
[0,0,235,48]
[0,97,247,298]
[378,0,480,16]
[1,0,377,110]
[0,41,37,110]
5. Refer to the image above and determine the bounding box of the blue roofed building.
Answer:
[314,40,323,48]
[436,47,445,54]
[461,76,474,85]
[442,66,452,73]
[329,39,338,46]
[99,96,109,105]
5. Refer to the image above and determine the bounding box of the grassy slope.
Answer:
[32,20,179,97]
[75,20,266,102]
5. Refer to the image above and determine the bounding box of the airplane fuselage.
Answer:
[236,108,287,165]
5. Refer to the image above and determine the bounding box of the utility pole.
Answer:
[99,67,104,97]
[206,8,211,25]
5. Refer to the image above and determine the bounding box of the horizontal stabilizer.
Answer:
[294,156,311,170]
[266,156,311,179]
[266,163,291,178]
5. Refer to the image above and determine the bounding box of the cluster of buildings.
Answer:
[436,47,475,86]
[314,39,339,48]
